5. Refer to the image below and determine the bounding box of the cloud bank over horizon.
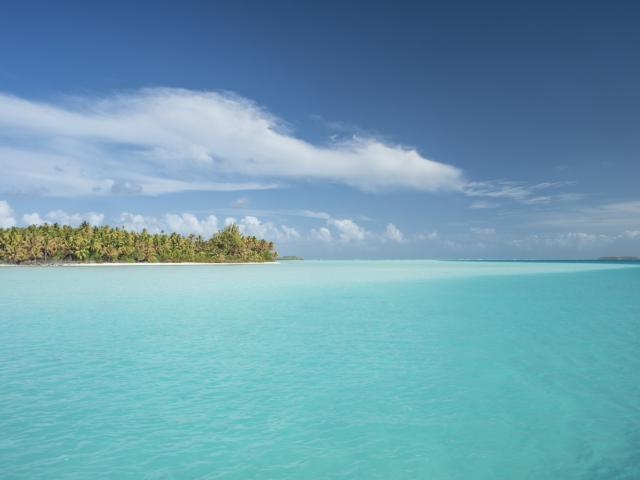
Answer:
[2,198,638,259]
[0,88,464,197]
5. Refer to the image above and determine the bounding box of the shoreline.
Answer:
[0,261,280,267]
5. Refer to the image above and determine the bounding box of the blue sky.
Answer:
[1,0,639,258]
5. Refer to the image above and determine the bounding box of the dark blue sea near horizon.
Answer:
[1,260,639,479]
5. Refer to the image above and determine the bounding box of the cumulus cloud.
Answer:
[47,210,104,226]
[0,200,16,228]
[234,215,300,241]
[305,214,412,245]
[311,227,333,243]
[164,213,219,237]
[382,223,405,243]
[21,209,104,226]
[117,212,164,233]
[116,212,298,241]
[118,212,219,237]
[22,213,44,225]
[327,218,368,243]
[0,88,464,196]
[280,225,300,241]
[303,212,371,244]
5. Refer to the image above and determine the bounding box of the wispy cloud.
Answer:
[463,180,583,205]
[521,192,588,205]
[463,181,534,201]
[510,232,617,250]
[0,88,464,196]
[529,200,640,229]
[469,200,499,209]
[232,197,250,208]
[414,231,439,241]
[470,227,496,236]
[301,210,333,220]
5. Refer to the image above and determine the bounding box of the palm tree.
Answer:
[0,222,278,264]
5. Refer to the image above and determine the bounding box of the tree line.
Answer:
[0,223,278,264]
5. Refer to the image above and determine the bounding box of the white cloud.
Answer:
[511,232,615,250]
[116,212,298,241]
[0,200,16,228]
[529,200,640,229]
[117,212,219,237]
[470,227,496,235]
[44,210,104,226]
[310,227,333,243]
[307,214,377,244]
[234,215,300,241]
[0,88,464,196]
[521,193,587,205]
[280,225,301,241]
[22,212,44,225]
[624,230,640,239]
[117,212,163,233]
[382,223,405,243]
[232,197,250,208]
[301,210,332,220]
[164,213,219,237]
[327,218,368,243]
[464,181,533,201]
[19,209,104,227]
[463,180,584,205]
[469,201,499,209]
[308,216,411,246]
[415,231,439,241]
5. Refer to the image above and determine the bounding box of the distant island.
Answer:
[598,256,640,261]
[278,255,304,260]
[0,223,277,264]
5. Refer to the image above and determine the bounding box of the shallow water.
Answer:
[1,261,639,479]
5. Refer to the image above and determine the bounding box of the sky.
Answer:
[0,0,639,259]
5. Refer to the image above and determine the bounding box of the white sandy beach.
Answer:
[0,262,280,267]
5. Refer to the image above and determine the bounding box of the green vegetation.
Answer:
[0,223,277,264]
[278,255,303,260]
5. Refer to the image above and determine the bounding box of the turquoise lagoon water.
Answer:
[1,260,639,479]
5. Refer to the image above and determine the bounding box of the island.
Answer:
[278,255,304,261]
[0,223,277,264]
